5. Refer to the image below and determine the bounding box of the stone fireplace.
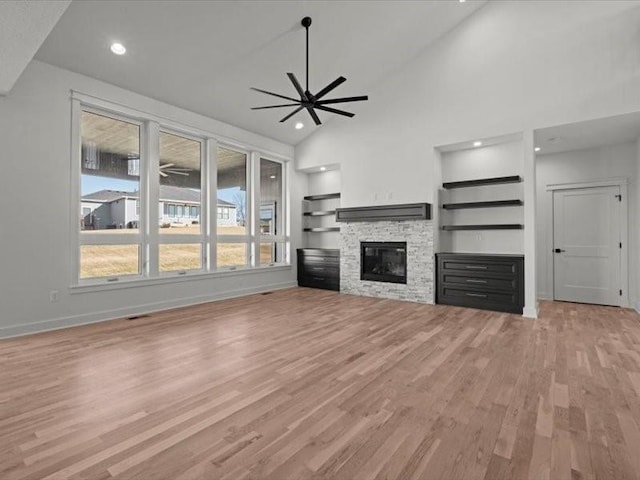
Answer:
[337,204,434,303]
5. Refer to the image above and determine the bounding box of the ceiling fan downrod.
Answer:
[302,16,311,94]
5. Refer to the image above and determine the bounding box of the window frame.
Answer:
[71,95,291,288]
[257,156,289,267]
[157,127,206,275]
[76,106,146,281]
[215,143,252,271]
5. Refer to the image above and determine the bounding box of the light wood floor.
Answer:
[2,288,640,480]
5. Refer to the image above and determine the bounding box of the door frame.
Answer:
[545,178,628,307]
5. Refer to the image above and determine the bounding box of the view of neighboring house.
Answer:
[81,185,237,229]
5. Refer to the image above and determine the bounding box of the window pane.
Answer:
[217,147,247,234]
[159,132,202,233]
[260,159,283,235]
[159,244,202,272]
[80,244,139,279]
[260,243,286,265]
[217,243,247,268]
[81,111,140,232]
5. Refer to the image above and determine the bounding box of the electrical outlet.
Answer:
[49,290,59,303]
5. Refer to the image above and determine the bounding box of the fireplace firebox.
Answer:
[360,242,407,284]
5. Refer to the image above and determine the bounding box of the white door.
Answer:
[553,186,621,306]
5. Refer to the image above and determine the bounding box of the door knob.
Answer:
[554,248,565,253]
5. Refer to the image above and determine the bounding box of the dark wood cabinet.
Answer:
[297,248,340,291]
[436,253,524,314]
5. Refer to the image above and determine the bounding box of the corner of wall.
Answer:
[522,302,539,319]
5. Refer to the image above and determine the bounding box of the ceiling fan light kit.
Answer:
[251,16,368,126]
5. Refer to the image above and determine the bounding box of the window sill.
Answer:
[70,264,292,294]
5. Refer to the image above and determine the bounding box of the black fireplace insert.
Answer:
[360,242,407,284]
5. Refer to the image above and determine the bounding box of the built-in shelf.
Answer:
[303,193,341,201]
[303,227,340,232]
[442,224,523,231]
[303,210,336,217]
[442,176,521,189]
[442,199,523,210]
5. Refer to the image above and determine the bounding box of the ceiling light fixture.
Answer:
[110,43,126,55]
[459,0,467,3]
[320,167,327,171]
[473,141,483,147]
[295,122,304,130]
[270,175,276,179]
[534,147,541,152]
[251,17,368,125]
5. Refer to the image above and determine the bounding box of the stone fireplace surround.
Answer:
[340,219,434,303]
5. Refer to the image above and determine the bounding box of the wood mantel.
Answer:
[335,203,432,222]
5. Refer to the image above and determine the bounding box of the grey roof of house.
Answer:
[82,186,235,207]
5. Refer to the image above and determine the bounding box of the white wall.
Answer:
[439,140,524,254]
[0,60,302,338]
[535,142,638,307]
[296,1,640,317]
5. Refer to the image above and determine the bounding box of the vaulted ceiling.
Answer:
[34,0,485,145]
[0,0,70,94]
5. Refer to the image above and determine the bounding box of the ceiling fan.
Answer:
[159,163,191,178]
[251,16,368,125]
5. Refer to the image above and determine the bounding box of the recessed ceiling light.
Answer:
[295,122,304,130]
[534,147,541,152]
[270,175,276,179]
[473,141,482,147]
[110,43,126,55]
[459,0,467,3]
[320,167,326,171]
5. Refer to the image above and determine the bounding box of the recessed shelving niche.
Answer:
[302,168,342,249]
[436,134,525,254]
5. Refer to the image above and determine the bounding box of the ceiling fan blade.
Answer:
[159,163,175,169]
[286,73,307,100]
[314,76,346,100]
[251,103,302,110]
[314,105,354,118]
[250,87,299,103]
[317,95,368,105]
[306,107,322,126]
[159,171,168,178]
[165,171,190,176]
[279,106,304,123]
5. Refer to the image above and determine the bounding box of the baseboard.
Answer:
[522,302,539,319]
[635,301,640,315]
[537,292,552,301]
[0,281,297,339]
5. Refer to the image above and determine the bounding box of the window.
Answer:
[74,102,289,285]
[259,158,286,265]
[159,131,203,272]
[79,110,142,279]
[216,146,249,269]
